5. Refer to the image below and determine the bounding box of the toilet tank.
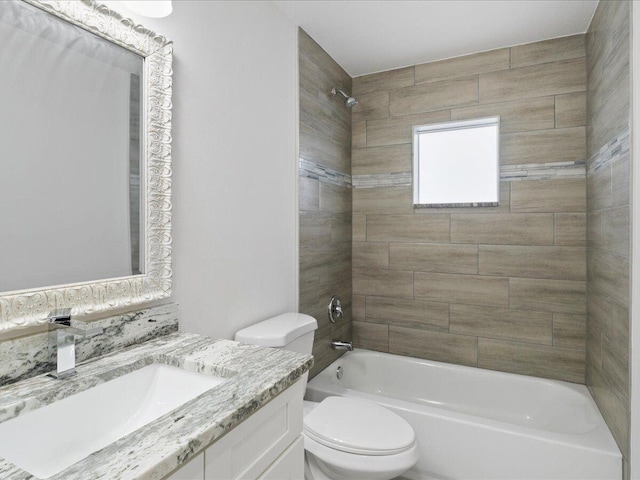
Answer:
[235,313,318,355]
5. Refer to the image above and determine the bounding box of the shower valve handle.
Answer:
[328,295,344,323]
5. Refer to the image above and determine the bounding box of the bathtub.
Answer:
[305,349,621,480]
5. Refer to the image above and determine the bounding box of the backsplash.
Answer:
[298,29,353,378]
[351,35,587,383]
[586,0,631,464]
[0,303,179,386]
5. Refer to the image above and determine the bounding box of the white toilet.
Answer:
[235,313,418,480]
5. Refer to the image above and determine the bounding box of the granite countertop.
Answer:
[0,332,313,479]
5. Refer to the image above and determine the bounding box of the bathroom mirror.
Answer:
[413,117,500,207]
[0,0,173,330]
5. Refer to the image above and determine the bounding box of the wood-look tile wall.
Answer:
[351,35,588,384]
[586,0,631,462]
[298,29,352,378]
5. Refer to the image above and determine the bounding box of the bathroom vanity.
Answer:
[0,2,311,477]
[0,332,312,479]
[0,0,311,476]
[166,379,304,480]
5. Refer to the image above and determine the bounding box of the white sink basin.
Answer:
[0,364,225,478]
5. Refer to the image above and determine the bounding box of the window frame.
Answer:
[412,116,501,208]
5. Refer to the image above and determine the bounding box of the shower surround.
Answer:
[586,0,631,466]
[298,29,353,377]
[297,10,632,469]
[350,35,588,384]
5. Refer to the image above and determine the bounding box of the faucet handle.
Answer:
[48,308,72,327]
[47,309,103,337]
[328,296,344,323]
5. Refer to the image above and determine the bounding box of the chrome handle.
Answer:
[48,309,103,337]
[328,296,344,323]
[49,319,103,337]
[48,308,72,327]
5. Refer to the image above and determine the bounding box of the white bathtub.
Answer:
[305,349,621,480]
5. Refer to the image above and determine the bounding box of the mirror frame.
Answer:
[0,0,173,330]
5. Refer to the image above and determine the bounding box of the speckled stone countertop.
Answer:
[0,332,313,479]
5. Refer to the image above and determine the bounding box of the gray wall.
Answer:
[586,0,631,465]
[298,29,353,378]
[351,36,588,383]
[127,2,300,341]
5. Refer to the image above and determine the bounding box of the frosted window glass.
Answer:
[413,117,500,207]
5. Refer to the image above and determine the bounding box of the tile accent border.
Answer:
[502,161,586,181]
[299,158,352,187]
[352,161,586,189]
[587,128,629,174]
[352,172,412,188]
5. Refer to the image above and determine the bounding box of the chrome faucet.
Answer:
[331,340,353,351]
[48,309,103,379]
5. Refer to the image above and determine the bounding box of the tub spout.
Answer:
[331,340,353,351]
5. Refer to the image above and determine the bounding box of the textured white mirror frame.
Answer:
[0,0,173,330]
[413,116,500,208]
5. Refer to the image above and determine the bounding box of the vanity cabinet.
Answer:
[164,379,304,480]
[256,436,304,480]
[165,453,205,480]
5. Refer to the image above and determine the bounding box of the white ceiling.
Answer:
[274,0,599,78]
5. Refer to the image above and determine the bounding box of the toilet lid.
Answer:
[303,397,415,456]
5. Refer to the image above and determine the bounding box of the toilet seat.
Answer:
[304,434,419,480]
[303,397,419,479]
[303,397,416,455]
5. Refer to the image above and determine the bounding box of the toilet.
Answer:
[235,313,418,480]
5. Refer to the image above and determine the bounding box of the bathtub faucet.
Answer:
[331,340,353,351]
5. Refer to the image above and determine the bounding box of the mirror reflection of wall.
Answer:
[0,1,144,292]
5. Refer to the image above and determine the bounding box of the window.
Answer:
[412,116,500,207]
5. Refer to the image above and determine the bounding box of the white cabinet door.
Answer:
[205,379,304,480]
[164,452,204,480]
[257,436,304,480]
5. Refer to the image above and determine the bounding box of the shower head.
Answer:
[344,96,358,108]
[330,87,358,108]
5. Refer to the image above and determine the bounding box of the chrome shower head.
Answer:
[330,87,358,108]
[344,96,358,108]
